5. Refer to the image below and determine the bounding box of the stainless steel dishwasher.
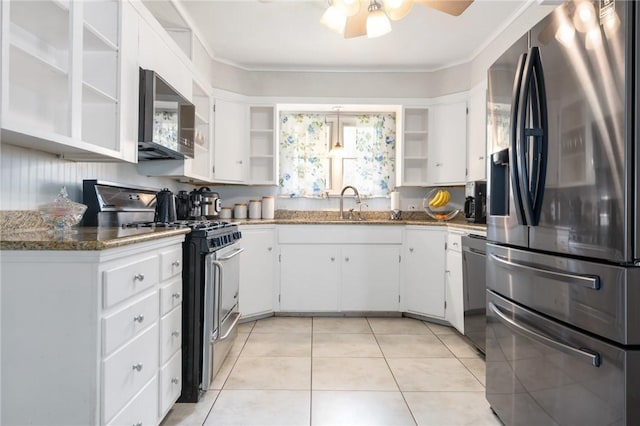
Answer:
[461,234,486,354]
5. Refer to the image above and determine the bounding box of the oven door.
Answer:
[201,243,243,390]
[486,291,640,425]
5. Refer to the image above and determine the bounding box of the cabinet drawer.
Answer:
[159,350,182,418]
[103,324,159,424]
[160,306,182,364]
[447,232,463,253]
[103,255,159,308]
[160,247,183,281]
[106,376,158,426]
[102,291,159,356]
[160,278,182,316]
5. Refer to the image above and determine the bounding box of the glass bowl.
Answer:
[423,188,459,221]
[39,187,87,231]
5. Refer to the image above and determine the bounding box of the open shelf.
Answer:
[83,0,119,47]
[82,81,118,104]
[84,23,118,52]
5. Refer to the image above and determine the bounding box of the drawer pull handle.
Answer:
[133,315,144,323]
[133,273,145,282]
[172,260,180,267]
[171,377,179,384]
[453,242,459,247]
[172,293,181,299]
[132,363,143,372]
[172,330,180,337]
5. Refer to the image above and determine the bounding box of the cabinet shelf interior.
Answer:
[83,23,118,52]
[10,0,70,51]
[83,0,119,47]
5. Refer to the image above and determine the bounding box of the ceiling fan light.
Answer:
[382,0,413,21]
[366,3,392,38]
[321,5,347,34]
[334,0,360,17]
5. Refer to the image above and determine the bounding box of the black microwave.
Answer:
[138,68,195,160]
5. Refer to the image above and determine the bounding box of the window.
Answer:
[278,111,396,198]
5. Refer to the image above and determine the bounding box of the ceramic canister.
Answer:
[249,200,262,219]
[261,196,275,219]
[219,207,232,219]
[234,203,247,219]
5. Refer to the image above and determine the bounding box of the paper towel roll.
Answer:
[390,191,400,211]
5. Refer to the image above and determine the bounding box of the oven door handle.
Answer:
[218,312,241,341]
[489,302,601,367]
[216,247,245,262]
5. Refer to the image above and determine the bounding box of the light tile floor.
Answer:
[161,316,501,426]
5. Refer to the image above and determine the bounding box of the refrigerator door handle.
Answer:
[517,47,548,226]
[510,52,529,225]
[489,302,601,367]
[489,253,601,290]
[528,46,548,226]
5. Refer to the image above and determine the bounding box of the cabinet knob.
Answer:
[172,330,180,337]
[172,292,181,299]
[133,314,144,323]
[330,257,335,262]
[409,248,414,253]
[172,260,180,267]
[133,273,144,282]
[435,162,443,167]
[479,156,484,160]
[171,378,179,385]
[345,257,350,262]
[268,247,273,251]
[237,160,243,165]
[453,242,459,247]
[132,363,143,372]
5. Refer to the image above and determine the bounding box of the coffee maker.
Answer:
[464,180,487,224]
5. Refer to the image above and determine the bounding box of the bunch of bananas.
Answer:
[428,189,451,208]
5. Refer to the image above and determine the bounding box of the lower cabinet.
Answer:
[445,230,465,333]
[402,227,447,319]
[0,235,185,425]
[277,225,402,313]
[238,225,276,318]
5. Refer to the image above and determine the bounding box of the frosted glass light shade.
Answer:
[321,5,347,34]
[333,0,360,17]
[366,9,391,38]
[382,0,413,20]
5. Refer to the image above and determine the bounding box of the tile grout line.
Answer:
[430,326,486,389]
[367,317,420,426]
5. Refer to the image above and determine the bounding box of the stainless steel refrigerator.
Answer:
[485,0,639,424]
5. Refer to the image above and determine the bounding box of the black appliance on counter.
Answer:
[486,1,639,424]
[81,180,243,403]
[138,68,195,160]
[463,180,486,224]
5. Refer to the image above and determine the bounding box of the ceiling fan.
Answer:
[321,0,474,38]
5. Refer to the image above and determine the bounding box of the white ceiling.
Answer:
[168,0,531,72]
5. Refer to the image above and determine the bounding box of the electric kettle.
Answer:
[154,188,177,223]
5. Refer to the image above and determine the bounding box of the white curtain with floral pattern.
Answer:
[279,112,395,198]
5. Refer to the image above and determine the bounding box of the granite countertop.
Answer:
[235,210,488,232]
[0,211,190,251]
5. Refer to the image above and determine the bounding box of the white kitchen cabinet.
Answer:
[213,97,248,183]
[400,107,429,185]
[1,0,138,162]
[239,225,276,318]
[445,230,465,333]
[427,101,468,185]
[467,81,488,181]
[279,244,340,312]
[0,235,185,425]
[248,105,276,184]
[402,227,447,319]
[341,245,401,311]
[278,225,402,313]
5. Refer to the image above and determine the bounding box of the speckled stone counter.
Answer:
[0,210,190,251]
[235,210,487,233]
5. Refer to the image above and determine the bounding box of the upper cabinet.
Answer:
[467,81,488,181]
[400,107,429,185]
[213,97,247,183]
[427,101,467,185]
[1,0,138,162]
[248,105,276,185]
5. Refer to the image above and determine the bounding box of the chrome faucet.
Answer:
[340,185,361,220]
